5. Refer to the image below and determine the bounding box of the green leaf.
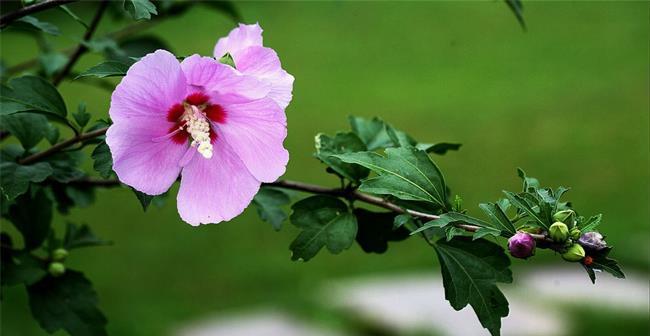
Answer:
[348,116,393,151]
[411,212,500,237]
[124,0,158,20]
[38,52,68,77]
[591,257,625,280]
[73,102,91,129]
[434,238,512,336]
[337,147,447,208]
[15,16,60,35]
[75,61,130,79]
[516,168,539,192]
[315,132,369,181]
[0,162,53,200]
[64,223,111,250]
[27,271,108,336]
[1,76,67,117]
[504,0,526,30]
[131,188,153,211]
[218,52,236,68]
[353,209,409,253]
[65,186,95,208]
[0,112,48,149]
[580,214,602,233]
[91,141,113,179]
[253,187,291,231]
[479,203,516,236]
[8,188,53,250]
[59,5,89,29]
[503,191,549,230]
[417,142,463,155]
[1,250,47,286]
[44,152,85,183]
[289,195,357,261]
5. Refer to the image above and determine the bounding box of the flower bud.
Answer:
[553,209,576,227]
[508,232,536,259]
[561,244,585,262]
[578,231,607,251]
[549,222,570,243]
[51,248,68,261]
[48,262,66,277]
[570,227,581,240]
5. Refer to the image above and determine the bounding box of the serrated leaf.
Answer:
[580,214,602,233]
[73,102,91,129]
[253,187,291,231]
[1,76,67,117]
[75,61,130,79]
[124,0,158,20]
[0,162,53,200]
[337,147,447,208]
[591,257,625,279]
[8,188,52,250]
[353,209,409,253]
[503,191,549,230]
[44,123,60,145]
[64,222,111,250]
[411,212,500,237]
[0,112,48,149]
[44,152,85,183]
[1,251,47,286]
[348,116,393,151]
[289,195,357,261]
[27,271,108,336]
[131,188,153,211]
[479,203,516,236]
[38,52,68,77]
[15,16,60,35]
[315,132,369,181]
[91,141,113,179]
[516,168,539,192]
[435,238,512,336]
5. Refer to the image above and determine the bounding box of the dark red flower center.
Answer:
[166,92,227,145]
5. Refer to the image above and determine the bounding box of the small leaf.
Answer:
[0,162,53,200]
[348,116,393,151]
[44,123,60,145]
[580,214,602,233]
[15,16,60,35]
[1,75,67,117]
[123,0,158,20]
[59,5,89,29]
[27,271,108,336]
[38,52,68,77]
[0,112,48,149]
[504,0,526,30]
[411,212,498,236]
[1,250,47,286]
[417,142,462,155]
[253,187,291,231]
[315,132,369,181]
[218,52,236,68]
[91,141,113,179]
[73,102,91,128]
[503,191,549,230]
[131,188,153,211]
[516,168,539,192]
[65,186,95,208]
[337,147,447,208]
[435,237,512,336]
[44,152,85,183]
[75,61,130,79]
[479,203,516,236]
[289,195,357,261]
[354,209,410,253]
[591,257,625,279]
[64,222,111,250]
[8,187,53,250]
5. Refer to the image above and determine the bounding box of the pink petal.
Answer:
[106,119,186,195]
[218,98,288,182]
[213,23,263,59]
[109,50,187,123]
[180,54,270,103]
[177,140,261,225]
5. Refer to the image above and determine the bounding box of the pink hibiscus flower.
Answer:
[106,45,291,225]
[214,23,294,109]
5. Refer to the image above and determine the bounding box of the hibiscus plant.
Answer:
[0,1,624,336]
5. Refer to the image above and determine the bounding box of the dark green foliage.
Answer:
[315,132,369,181]
[131,188,154,211]
[64,223,111,250]
[14,16,60,35]
[75,61,130,79]
[0,162,53,200]
[253,187,291,231]
[1,76,67,118]
[8,187,53,250]
[1,249,47,286]
[0,112,49,149]
[91,141,114,179]
[123,0,158,20]
[353,209,410,253]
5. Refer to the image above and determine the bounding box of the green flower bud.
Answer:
[51,248,68,261]
[549,222,570,242]
[48,262,66,277]
[570,227,581,240]
[561,244,585,262]
[553,210,576,227]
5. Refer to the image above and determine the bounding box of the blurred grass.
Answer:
[1,1,648,335]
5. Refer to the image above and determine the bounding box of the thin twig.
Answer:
[52,1,108,86]
[0,0,75,28]
[18,127,108,165]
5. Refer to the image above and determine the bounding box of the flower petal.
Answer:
[180,54,270,102]
[218,98,288,182]
[177,140,261,225]
[109,50,187,123]
[213,23,263,58]
[106,119,186,195]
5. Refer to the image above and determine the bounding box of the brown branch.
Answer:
[18,127,108,165]
[52,1,108,86]
[0,0,75,28]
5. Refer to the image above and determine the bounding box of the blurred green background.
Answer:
[1,1,648,335]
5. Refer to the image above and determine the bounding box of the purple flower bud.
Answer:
[508,232,536,259]
[578,231,607,251]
